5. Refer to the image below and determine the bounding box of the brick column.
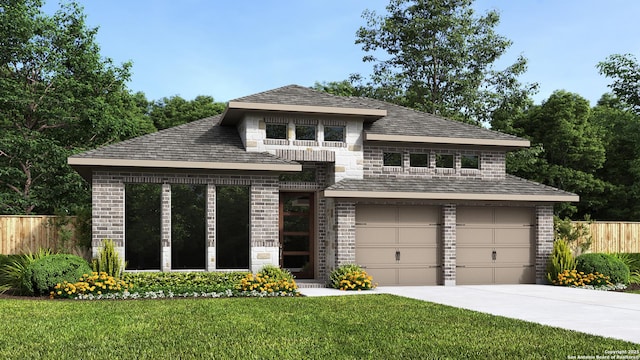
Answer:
[161,183,171,271]
[207,184,216,271]
[250,179,279,273]
[442,204,457,286]
[536,205,554,284]
[91,172,124,260]
[335,201,356,266]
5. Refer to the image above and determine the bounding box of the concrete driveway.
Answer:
[301,285,640,344]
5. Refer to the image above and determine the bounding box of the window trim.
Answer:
[461,154,480,170]
[383,152,403,167]
[323,125,346,142]
[435,153,454,169]
[295,124,317,141]
[265,123,288,140]
[409,153,430,168]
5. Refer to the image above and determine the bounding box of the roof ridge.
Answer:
[230,84,302,102]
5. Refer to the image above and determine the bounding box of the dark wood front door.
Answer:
[279,192,314,279]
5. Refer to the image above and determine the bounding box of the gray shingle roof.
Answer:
[230,84,382,110]
[70,115,296,166]
[356,97,524,141]
[325,175,578,201]
[231,85,524,142]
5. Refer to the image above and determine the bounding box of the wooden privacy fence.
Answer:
[574,221,640,254]
[1,216,639,254]
[0,215,79,255]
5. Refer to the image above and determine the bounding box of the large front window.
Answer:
[125,184,161,270]
[171,184,206,269]
[216,185,250,269]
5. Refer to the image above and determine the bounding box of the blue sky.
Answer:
[50,1,640,105]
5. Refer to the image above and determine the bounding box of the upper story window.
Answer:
[266,123,287,139]
[323,126,345,142]
[461,155,479,169]
[409,153,429,168]
[295,125,316,140]
[435,154,454,168]
[383,152,402,167]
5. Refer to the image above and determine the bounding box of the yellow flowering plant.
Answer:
[237,265,298,296]
[552,269,612,288]
[330,264,376,291]
[50,271,133,299]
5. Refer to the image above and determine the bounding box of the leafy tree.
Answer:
[149,95,225,130]
[510,91,609,218]
[597,54,640,114]
[0,0,155,214]
[312,81,364,97]
[354,0,536,124]
[590,95,640,220]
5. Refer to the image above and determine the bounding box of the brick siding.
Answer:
[363,145,505,180]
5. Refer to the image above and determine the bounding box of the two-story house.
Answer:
[68,85,578,285]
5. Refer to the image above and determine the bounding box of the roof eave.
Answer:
[323,189,578,202]
[364,132,530,148]
[68,157,301,172]
[221,101,387,125]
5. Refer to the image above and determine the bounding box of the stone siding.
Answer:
[240,113,364,182]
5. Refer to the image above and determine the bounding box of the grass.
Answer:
[0,294,635,359]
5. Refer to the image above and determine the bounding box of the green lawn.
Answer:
[0,294,634,359]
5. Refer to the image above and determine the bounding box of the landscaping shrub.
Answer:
[329,264,376,290]
[552,269,612,287]
[92,239,124,278]
[123,271,249,293]
[50,271,133,299]
[614,253,640,273]
[0,249,54,295]
[21,254,92,295]
[576,253,630,285]
[546,239,575,284]
[237,265,298,295]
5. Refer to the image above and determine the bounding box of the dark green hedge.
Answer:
[21,254,92,295]
[576,253,630,285]
[122,271,249,293]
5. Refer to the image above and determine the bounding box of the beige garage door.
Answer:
[457,207,535,285]
[355,205,441,286]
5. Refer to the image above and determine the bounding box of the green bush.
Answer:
[258,265,294,282]
[122,271,249,293]
[329,264,376,290]
[546,240,575,284]
[0,249,54,295]
[576,253,630,285]
[92,239,124,278]
[615,253,640,273]
[21,254,92,295]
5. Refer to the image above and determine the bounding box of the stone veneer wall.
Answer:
[240,114,364,182]
[92,171,280,273]
[363,145,506,180]
[535,204,555,284]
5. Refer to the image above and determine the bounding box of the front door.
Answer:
[279,192,314,279]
